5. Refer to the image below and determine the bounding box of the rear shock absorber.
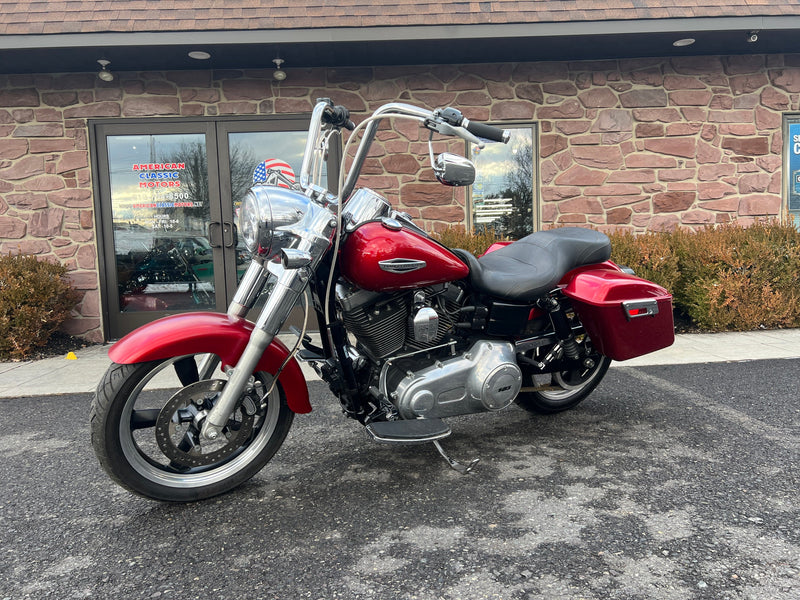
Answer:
[538,295,580,360]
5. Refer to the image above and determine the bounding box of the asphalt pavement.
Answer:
[0,333,798,599]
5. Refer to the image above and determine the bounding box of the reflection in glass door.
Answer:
[219,122,324,289]
[217,123,329,325]
[107,132,216,313]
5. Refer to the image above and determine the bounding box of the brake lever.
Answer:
[457,126,485,149]
[425,119,485,149]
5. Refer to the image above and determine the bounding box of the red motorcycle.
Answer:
[91,100,674,501]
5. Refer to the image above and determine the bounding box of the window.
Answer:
[106,131,214,313]
[470,125,536,238]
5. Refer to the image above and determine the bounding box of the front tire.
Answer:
[90,355,294,502]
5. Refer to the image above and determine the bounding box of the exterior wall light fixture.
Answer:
[273,58,287,81]
[97,59,114,82]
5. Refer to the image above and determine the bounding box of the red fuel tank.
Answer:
[340,221,469,291]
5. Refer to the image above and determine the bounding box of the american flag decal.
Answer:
[252,159,296,188]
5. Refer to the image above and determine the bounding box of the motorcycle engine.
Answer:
[336,283,522,419]
[335,283,461,361]
[385,340,522,419]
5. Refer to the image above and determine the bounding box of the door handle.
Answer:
[208,222,223,248]
[222,222,236,248]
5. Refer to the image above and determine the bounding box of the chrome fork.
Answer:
[200,264,309,441]
[200,202,335,441]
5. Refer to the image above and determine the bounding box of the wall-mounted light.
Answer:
[747,31,759,43]
[97,59,114,82]
[188,50,211,60]
[672,38,696,47]
[273,58,287,81]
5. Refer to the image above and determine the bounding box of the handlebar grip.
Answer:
[464,119,510,144]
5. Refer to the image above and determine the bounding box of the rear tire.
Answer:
[90,356,294,502]
[515,354,611,415]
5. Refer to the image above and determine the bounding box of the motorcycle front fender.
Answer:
[108,312,311,414]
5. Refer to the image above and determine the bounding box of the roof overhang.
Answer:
[1,16,798,75]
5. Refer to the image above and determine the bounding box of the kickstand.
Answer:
[432,440,479,474]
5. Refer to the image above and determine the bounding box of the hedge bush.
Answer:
[0,254,79,360]
[434,226,502,256]
[604,230,681,295]
[609,221,800,331]
[437,221,800,332]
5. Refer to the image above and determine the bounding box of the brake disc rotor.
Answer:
[155,379,256,468]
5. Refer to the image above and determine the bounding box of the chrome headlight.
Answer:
[239,185,311,258]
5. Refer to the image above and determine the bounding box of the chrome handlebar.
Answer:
[341,103,435,201]
[299,100,511,203]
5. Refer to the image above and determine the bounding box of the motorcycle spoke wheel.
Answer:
[90,355,294,502]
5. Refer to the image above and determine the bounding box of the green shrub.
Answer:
[434,225,504,256]
[691,270,800,331]
[606,230,681,295]
[0,254,80,360]
[610,221,800,332]
[670,222,800,330]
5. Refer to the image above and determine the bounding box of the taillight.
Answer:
[622,299,659,320]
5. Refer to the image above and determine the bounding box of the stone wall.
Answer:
[0,53,798,341]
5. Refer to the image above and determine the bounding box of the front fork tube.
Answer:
[227,259,271,320]
[193,260,273,385]
[200,265,310,441]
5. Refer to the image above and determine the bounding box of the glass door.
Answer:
[216,119,332,326]
[96,122,224,338]
[94,116,332,340]
[216,118,317,295]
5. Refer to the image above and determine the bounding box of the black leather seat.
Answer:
[454,227,611,302]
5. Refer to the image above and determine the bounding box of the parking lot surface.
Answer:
[0,358,798,599]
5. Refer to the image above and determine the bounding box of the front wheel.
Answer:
[515,351,611,415]
[90,354,294,502]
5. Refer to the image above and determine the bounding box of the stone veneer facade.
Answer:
[1,53,799,342]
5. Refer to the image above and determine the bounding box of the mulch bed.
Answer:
[3,331,102,362]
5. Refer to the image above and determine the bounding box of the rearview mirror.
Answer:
[434,153,476,187]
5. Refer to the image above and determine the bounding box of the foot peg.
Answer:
[433,440,479,475]
[365,418,451,444]
[364,419,479,474]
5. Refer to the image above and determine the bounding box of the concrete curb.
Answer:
[2,329,799,398]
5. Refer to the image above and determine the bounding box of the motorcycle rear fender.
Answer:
[108,312,311,413]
